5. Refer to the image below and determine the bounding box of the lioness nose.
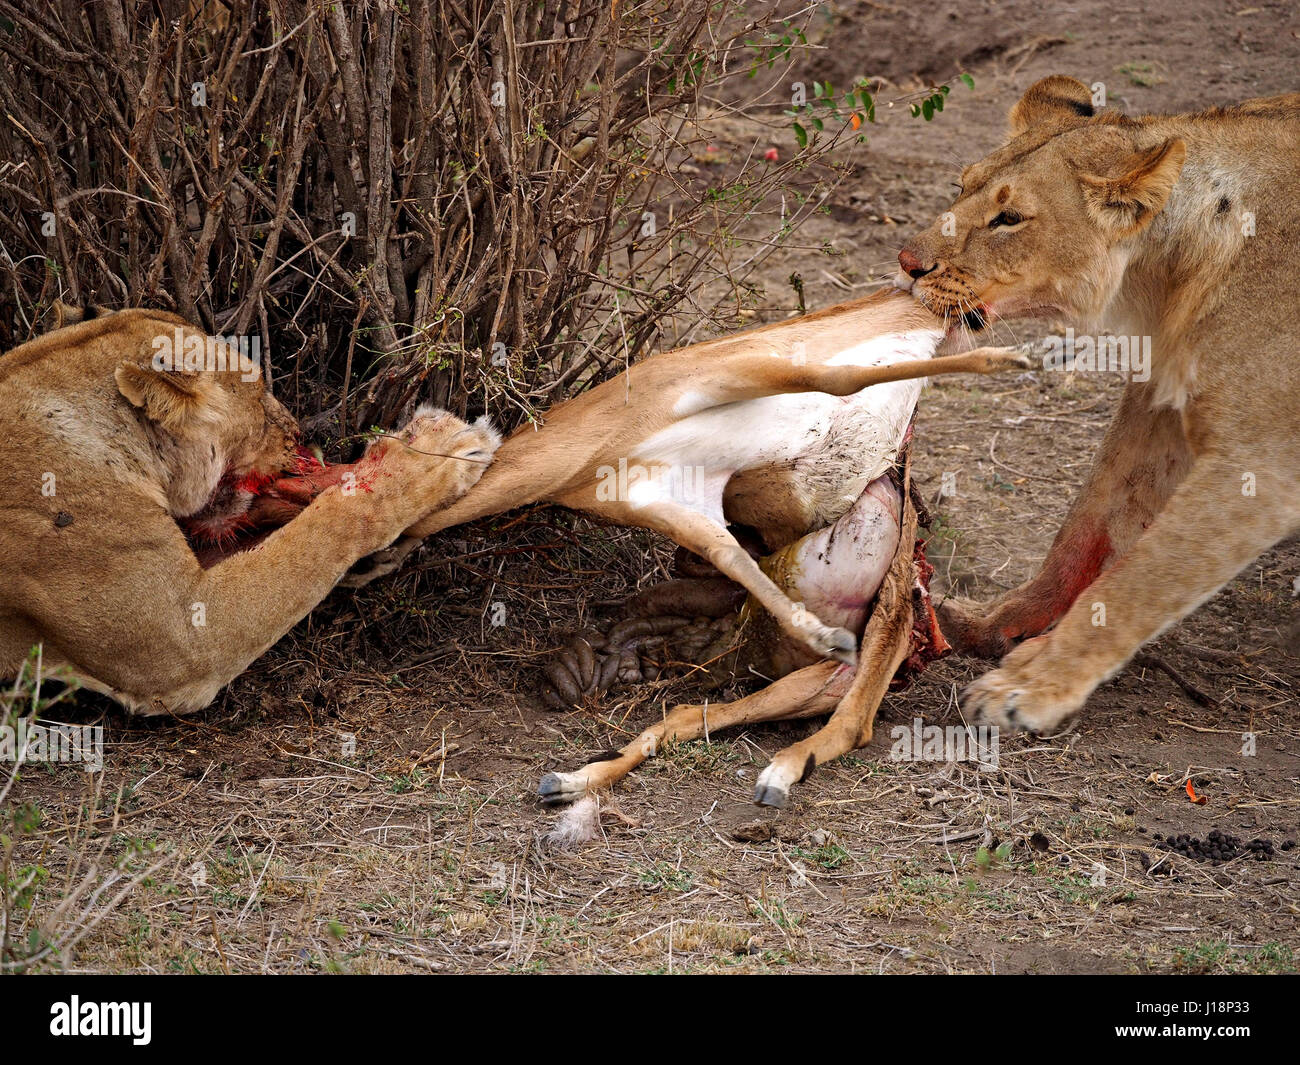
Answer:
[898,247,936,279]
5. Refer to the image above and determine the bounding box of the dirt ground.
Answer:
[8,1,1299,973]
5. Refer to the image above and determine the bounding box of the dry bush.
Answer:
[0,0,866,442]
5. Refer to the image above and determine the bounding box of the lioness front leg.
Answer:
[964,454,1299,731]
[941,381,1192,657]
[35,410,497,714]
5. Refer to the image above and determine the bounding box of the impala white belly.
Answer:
[635,382,919,471]
[627,328,937,520]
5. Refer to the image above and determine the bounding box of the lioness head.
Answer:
[897,75,1186,337]
[110,314,300,533]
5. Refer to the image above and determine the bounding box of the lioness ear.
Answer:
[52,300,110,329]
[115,362,225,437]
[52,300,82,328]
[1079,138,1187,238]
[1008,75,1096,137]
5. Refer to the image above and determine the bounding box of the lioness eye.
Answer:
[989,211,1023,229]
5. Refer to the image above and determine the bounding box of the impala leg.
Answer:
[592,498,859,665]
[705,344,1033,404]
[752,489,919,808]
[537,659,852,804]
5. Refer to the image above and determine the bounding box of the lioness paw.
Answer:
[962,638,1091,732]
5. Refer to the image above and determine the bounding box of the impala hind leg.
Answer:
[538,660,852,804]
[753,493,917,808]
[594,499,860,665]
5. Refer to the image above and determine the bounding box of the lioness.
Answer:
[897,75,1300,731]
[0,308,499,715]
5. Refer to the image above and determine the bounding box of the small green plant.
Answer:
[2,647,169,973]
[792,843,852,871]
[974,841,1014,870]
[909,75,975,120]
[745,21,808,77]
[787,74,975,148]
[636,862,694,893]
[787,78,877,148]
[1118,62,1163,88]
[1172,940,1295,975]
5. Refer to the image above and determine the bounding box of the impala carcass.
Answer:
[536,352,950,810]
[251,290,1026,808]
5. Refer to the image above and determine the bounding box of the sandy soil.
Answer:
[6,0,1298,973]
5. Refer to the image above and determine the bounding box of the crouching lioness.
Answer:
[898,76,1300,731]
[0,308,498,714]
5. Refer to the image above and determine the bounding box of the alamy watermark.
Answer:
[151,327,262,383]
[1,720,103,772]
[49,997,150,1045]
[889,717,999,769]
[1041,328,1151,382]
[595,458,709,507]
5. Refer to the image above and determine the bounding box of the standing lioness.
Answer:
[0,309,498,715]
[897,76,1299,731]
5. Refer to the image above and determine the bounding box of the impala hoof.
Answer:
[538,771,586,805]
[753,782,790,809]
[812,625,857,666]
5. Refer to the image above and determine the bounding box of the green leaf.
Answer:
[960,73,976,89]
[792,121,807,148]
[922,98,934,120]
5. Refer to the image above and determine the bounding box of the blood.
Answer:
[180,446,377,568]
[265,451,377,505]
[1004,520,1112,641]
[892,537,950,689]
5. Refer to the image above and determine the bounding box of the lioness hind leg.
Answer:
[537,660,852,804]
[964,453,1300,732]
[941,381,1192,657]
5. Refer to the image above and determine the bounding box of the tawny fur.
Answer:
[0,310,499,714]
[898,76,1300,731]
[351,289,1029,668]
